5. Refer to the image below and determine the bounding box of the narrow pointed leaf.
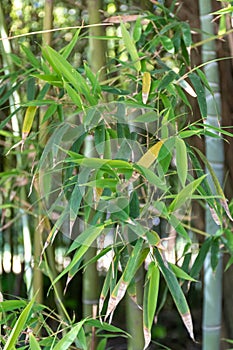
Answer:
[53,321,86,350]
[154,249,194,341]
[3,297,35,350]
[190,237,212,279]
[29,334,41,350]
[168,175,206,212]
[189,73,207,118]
[52,224,105,286]
[142,72,151,104]
[143,262,160,350]
[22,106,37,142]
[137,140,164,168]
[194,147,233,221]
[175,137,188,187]
[105,239,148,319]
[120,21,141,72]
[169,263,197,282]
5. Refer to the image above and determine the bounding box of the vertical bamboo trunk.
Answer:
[198,2,224,349]
[82,136,99,350]
[126,267,144,350]
[87,0,106,80]
[82,2,106,349]
[33,0,55,308]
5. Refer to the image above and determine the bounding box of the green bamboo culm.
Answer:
[198,1,224,349]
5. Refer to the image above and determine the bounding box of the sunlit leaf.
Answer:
[175,137,188,187]
[21,105,37,149]
[142,72,151,104]
[120,21,141,72]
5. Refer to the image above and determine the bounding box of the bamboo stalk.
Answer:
[82,136,99,350]
[126,266,144,350]
[198,2,224,349]
[81,3,107,348]
[87,0,106,79]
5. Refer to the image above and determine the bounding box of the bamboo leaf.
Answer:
[133,17,142,43]
[133,164,167,191]
[63,81,83,110]
[168,175,206,212]
[52,224,105,286]
[3,297,35,350]
[160,35,175,53]
[120,21,141,72]
[194,147,233,221]
[177,79,197,97]
[190,238,212,279]
[210,238,220,272]
[142,72,151,104]
[53,321,86,350]
[42,45,97,105]
[143,262,160,350]
[61,28,81,59]
[137,140,164,168]
[154,249,194,341]
[105,239,148,320]
[21,44,40,68]
[169,263,197,282]
[29,333,41,350]
[22,105,37,145]
[175,137,188,187]
[189,73,207,118]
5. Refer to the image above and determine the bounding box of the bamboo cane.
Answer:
[198,2,224,349]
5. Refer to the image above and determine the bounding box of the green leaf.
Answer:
[168,175,206,212]
[0,300,27,312]
[175,137,188,187]
[29,334,41,350]
[194,147,233,221]
[157,70,177,91]
[181,22,192,49]
[190,238,212,279]
[42,104,58,123]
[94,123,106,155]
[61,28,81,59]
[52,224,105,285]
[211,238,220,272]
[160,35,175,54]
[63,81,83,110]
[134,164,167,191]
[169,263,197,282]
[105,239,148,319]
[42,45,97,105]
[131,110,159,123]
[189,73,207,118]
[143,262,160,350]
[120,21,141,72]
[154,249,194,340]
[3,297,35,350]
[53,321,86,350]
[21,44,40,68]
[133,17,142,43]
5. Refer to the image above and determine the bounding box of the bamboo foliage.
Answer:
[1,1,233,349]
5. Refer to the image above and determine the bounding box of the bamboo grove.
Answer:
[1,1,233,349]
